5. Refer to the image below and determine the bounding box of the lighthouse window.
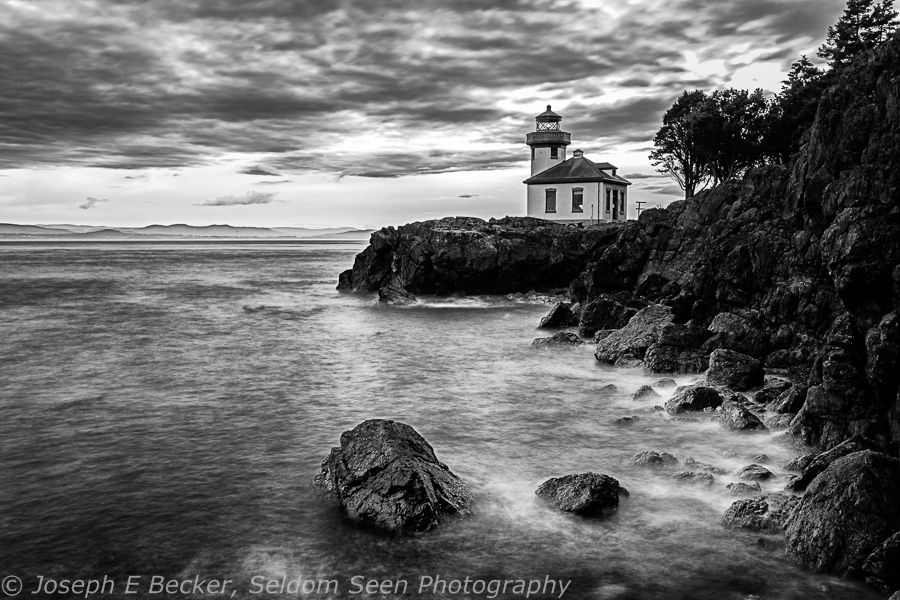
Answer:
[620,190,625,214]
[550,147,558,159]
[605,189,611,212]
[572,188,583,213]
[545,189,556,213]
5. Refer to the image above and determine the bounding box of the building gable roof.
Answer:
[523,156,631,185]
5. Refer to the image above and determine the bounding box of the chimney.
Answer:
[573,149,583,158]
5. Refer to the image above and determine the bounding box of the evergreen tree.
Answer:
[817,0,898,67]
[765,56,829,162]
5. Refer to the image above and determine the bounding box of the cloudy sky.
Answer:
[0,0,845,228]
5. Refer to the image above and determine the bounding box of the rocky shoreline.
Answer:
[331,34,900,598]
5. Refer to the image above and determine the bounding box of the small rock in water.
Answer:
[665,384,725,414]
[722,493,799,534]
[632,385,660,401]
[538,302,577,329]
[535,472,629,516]
[654,378,677,388]
[726,482,762,496]
[630,450,678,468]
[376,284,418,305]
[669,416,703,423]
[737,464,775,481]
[718,397,768,431]
[312,419,472,533]
[614,416,640,427]
[531,332,585,347]
[672,471,715,487]
[685,457,729,475]
[752,454,769,464]
[598,383,618,395]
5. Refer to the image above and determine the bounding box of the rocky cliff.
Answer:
[338,33,900,457]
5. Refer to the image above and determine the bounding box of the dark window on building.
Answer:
[545,189,556,213]
[572,188,583,213]
[620,189,625,214]
[605,189,611,212]
[550,147,558,159]
[531,147,535,160]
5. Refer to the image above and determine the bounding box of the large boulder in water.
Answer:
[784,434,881,492]
[665,384,725,414]
[722,493,800,534]
[313,419,473,532]
[595,304,674,365]
[784,450,900,576]
[535,472,629,516]
[718,396,768,432]
[532,332,585,347]
[707,349,764,390]
[862,531,900,593]
[538,302,578,329]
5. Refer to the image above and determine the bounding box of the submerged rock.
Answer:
[665,384,725,414]
[655,378,678,388]
[672,471,715,487]
[785,451,900,576]
[535,472,629,516]
[630,450,678,468]
[684,457,729,474]
[313,419,473,532]
[614,416,640,427]
[632,385,660,401]
[707,349,764,391]
[532,332,585,347]
[723,493,799,534]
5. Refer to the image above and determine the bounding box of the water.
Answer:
[0,242,881,600]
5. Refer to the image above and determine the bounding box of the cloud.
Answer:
[79,196,108,210]
[239,165,282,176]
[255,179,293,185]
[457,193,479,198]
[623,172,664,180]
[195,191,277,206]
[0,0,848,176]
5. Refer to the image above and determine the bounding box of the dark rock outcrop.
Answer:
[535,472,629,516]
[595,305,674,365]
[532,332,585,347]
[862,531,900,593]
[707,349,764,391]
[754,378,793,406]
[784,434,882,492]
[785,451,900,577]
[313,419,473,532]
[722,493,799,534]
[578,293,647,339]
[665,384,725,414]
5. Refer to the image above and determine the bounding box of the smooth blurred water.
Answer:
[0,242,881,600]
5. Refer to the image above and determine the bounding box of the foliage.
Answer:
[649,90,711,199]
[765,56,830,163]
[817,0,898,67]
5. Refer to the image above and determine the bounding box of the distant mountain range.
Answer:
[0,223,375,240]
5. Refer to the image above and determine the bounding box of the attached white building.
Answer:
[524,106,631,224]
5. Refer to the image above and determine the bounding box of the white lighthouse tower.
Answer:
[526,105,571,175]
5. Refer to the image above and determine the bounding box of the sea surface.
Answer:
[0,242,882,600]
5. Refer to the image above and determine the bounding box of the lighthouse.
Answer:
[524,106,631,224]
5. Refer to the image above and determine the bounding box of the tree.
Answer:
[649,90,711,199]
[765,56,829,163]
[817,0,898,67]
[693,88,772,185]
